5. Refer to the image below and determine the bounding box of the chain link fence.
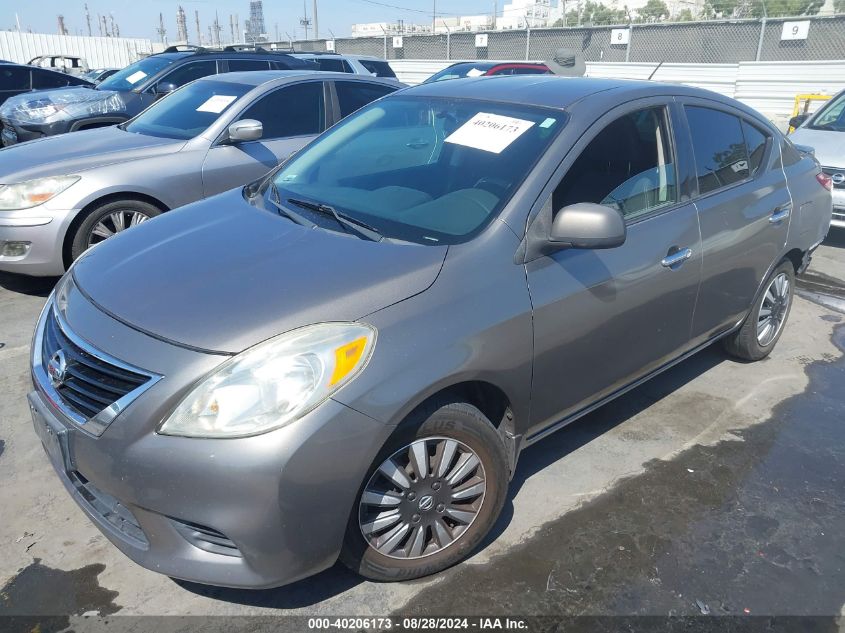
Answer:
[284,14,845,64]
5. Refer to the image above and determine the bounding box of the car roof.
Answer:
[406,74,734,111]
[198,69,397,87]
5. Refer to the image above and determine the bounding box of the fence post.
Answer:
[755,17,766,61]
[625,24,632,62]
[383,33,388,59]
[525,27,531,61]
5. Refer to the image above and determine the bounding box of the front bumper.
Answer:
[0,208,79,276]
[30,286,393,588]
[1,119,70,146]
[831,187,844,228]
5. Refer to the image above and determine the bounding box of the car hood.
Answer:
[71,189,447,354]
[0,86,126,127]
[789,128,845,167]
[0,126,185,183]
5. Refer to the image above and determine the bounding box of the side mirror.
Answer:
[788,114,809,130]
[227,119,263,143]
[793,143,815,156]
[154,81,178,96]
[551,202,626,249]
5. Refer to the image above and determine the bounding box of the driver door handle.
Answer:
[406,140,429,149]
[661,247,693,269]
[769,204,792,224]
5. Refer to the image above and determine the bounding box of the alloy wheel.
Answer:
[87,210,151,248]
[757,272,790,346]
[358,436,487,560]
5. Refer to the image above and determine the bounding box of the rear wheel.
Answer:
[70,199,161,261]
[722,260,795,361]
[341,401,509,581]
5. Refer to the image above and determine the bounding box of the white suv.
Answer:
[289,52,397,78]
[790,88,845,229]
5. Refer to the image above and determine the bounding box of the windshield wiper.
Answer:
[287,197,382,242]
[264,184,316,229]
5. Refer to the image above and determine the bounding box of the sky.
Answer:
[5,0,507,42]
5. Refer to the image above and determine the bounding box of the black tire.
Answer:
[70,199,162,261]
[340,400,509,582]
[722,260,795,361]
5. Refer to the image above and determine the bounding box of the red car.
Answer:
[424,61,551,83]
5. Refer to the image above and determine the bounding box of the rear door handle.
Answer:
[769,205,792,224]
[661,247,693,269]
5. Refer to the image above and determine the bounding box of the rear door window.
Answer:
[32,69,73,89]
[742,120,768,177]
[159,61,218,89]
[227,59,270,72]
[316,58,352,73]
[0,66,30,91]
[685,106,750,195]
[335,81,396,118]
[238,81,325,138]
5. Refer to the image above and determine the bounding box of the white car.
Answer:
[789,88,845,229]
[289,52,397,78]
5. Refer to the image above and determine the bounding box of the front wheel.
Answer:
[722,260,795,361]
[341,401,509,582]
[70,199,161,261]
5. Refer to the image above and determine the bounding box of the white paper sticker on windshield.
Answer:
[126,70,147,84]
[196,95,238,114]
[445,112,535,154]
[466,68,485,77]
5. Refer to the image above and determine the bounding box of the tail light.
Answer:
[817,172,832,191]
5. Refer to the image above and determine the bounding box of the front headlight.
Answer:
[0,176,80,210]
[159,323,376,438]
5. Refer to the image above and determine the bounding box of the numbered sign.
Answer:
[610,28,630,45]
[475,33,488,47]
[392,36,403,48]
[326,40,336,51]
[781,21,810,40]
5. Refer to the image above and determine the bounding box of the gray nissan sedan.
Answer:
[30,76,831,588]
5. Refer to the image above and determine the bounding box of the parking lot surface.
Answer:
[1,232,844,625]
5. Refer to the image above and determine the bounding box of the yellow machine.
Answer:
[789,94,832,133]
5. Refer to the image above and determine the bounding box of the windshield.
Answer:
[98,56,174,92]
[269,95,564,244]
[425,63,496,83]
[808,91,845,132]
[124,79,251,139]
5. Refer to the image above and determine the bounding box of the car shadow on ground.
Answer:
[824,228,845,249]
[0,271,59,297]
[175,344,728,608]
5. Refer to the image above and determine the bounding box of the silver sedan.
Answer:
[0,70,401,275]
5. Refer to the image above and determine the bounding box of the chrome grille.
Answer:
[41,308,148,419]
[822,166,845,189]
[34,301,161,436]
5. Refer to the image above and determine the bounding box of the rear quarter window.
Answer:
[359,60,396,78]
